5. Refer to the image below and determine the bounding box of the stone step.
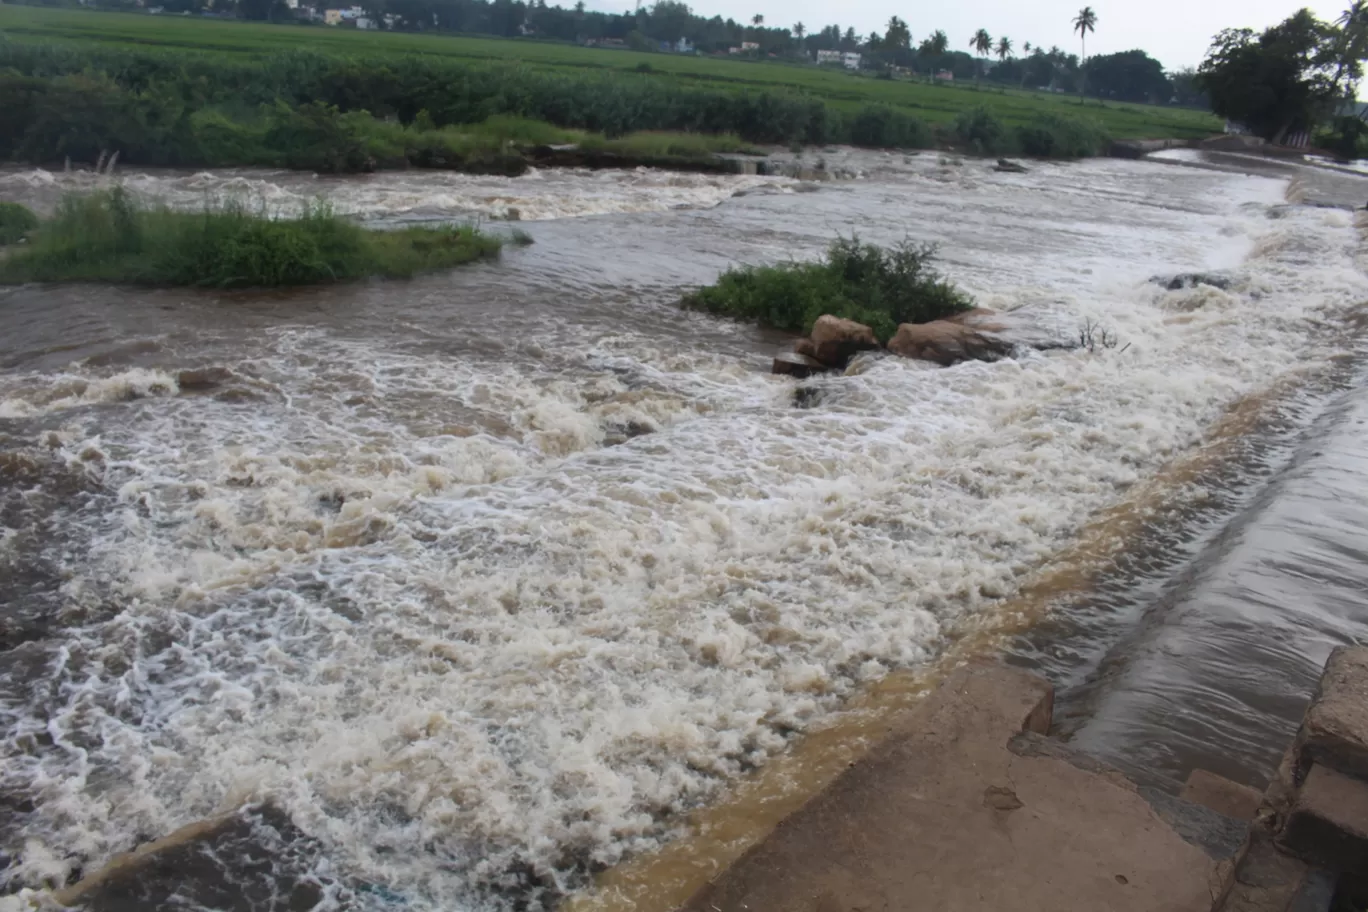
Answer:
[1292,647,1368,784]
[1277,763,1368,873]
[1214,834,1336,912]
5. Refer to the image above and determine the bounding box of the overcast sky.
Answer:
[585,0,1349,69]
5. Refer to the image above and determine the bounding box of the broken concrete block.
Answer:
[1278,764,1368,874]
[1297,647,1368,782]
[1182,769,1264,822]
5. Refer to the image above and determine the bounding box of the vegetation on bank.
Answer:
[0,6,1219,153]
[0,203,40,245]
[0,40,1111,173]
[682,237,973,340]
[0,189,513,287]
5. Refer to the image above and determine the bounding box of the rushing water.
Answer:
[1,151,1367,911]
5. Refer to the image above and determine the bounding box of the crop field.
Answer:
[0,5,1220,139]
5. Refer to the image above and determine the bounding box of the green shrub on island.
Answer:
[0,189,512,288]
[0,202,39,245]
[681,237,973,340]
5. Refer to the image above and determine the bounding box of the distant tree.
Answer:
[1073,6,1097,98]
[971,28,992,83]
[793,21,805,40]
[1333,0,1368,103]
[1197,9,1340,142]
[751,13,763,26]
[884,15,911,50]
[1084,49,1170,102]
[996,36,1013,62]
[1169,66,1207,106]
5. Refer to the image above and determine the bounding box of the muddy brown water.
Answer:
[1,151,1368,911]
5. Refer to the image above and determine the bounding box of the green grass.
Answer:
[0,5,1219,141]
[0,188,511,287]
[682,237,973,341]
[0,202,39,245]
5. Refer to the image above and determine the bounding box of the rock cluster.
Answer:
[772,311,1012,376]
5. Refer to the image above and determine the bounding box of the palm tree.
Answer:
[752,13,764,26]
[1335,1,1368,104]
[971,28,992,84]
[1073,6,1097,100]
[996,36,1013,62]
[793,21,805,41]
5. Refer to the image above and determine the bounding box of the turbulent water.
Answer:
[1,151,1367,911]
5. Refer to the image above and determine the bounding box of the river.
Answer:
[1,150,1366,911]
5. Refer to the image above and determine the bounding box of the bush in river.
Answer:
[681,237,973,340]
[0,203,40,245]
[0,188,511,288]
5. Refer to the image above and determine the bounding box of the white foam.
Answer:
[2,155,1364,910]
[0,167,795,223]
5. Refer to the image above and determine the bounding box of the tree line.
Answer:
[1197,2,1368,151]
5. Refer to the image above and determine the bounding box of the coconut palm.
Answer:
[996,36,1013,62]
[793,21,805,40]
[1335,1,1368,103]
[752,13,764,26]
[1073,7,1097,100]
[971,28,992,84]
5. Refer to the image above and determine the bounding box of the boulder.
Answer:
[773,350,831,379]
[1157,273,1233,292]
[994,159,1028,173]
[886,320,1013,366]
[810,315,880,367]
[944,307,1009,333]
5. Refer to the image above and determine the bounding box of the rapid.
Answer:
[1,150,1367,911]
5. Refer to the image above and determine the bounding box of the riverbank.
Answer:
[0,33,1133,177]
[0,189,515,287]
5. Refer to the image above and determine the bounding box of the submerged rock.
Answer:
[772,349,831,379]
[994,159,1029,173]
[1156,273,1233,292]
[809,315,880,367]
[886,320,1013,366]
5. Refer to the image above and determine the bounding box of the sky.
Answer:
[584,0,1350,70]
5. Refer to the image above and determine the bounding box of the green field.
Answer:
[0,5,1219,140]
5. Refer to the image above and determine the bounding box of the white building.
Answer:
[815,49,842,65]
[842,52,862,70]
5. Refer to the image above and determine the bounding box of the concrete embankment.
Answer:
[677,650,1368,912]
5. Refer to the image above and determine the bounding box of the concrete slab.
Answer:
[1278,764,1368,873]
[1296,647,1368,782]
[1185,769,1265,822]
[1216,834,1336,912]
[683,662,1244,912]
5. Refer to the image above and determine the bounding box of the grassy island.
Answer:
[0,189,516,288]
[682,238,972,340]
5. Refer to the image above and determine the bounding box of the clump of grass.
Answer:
[0,202,39,245]
[681,236,973,340]
[1016,114,1109,159]
[0,188,506,288]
